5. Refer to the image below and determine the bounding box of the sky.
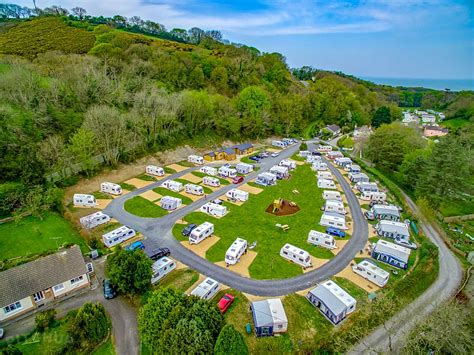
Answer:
[12,0,474,79]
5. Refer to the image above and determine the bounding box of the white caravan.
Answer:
[279,159,296,169]
[327,151,344,159]
[346,164,361,173]
[307,230,336,249]
[307,155,322,163]
[225,238,248,265]
[322,190,342,201]
[352,260,390,287]
[280,243,312,268]
[312,161,328,171]
[225,189,249,202]
[218,166,237,178]
[320,212,347,230]
[361,191,387,202]
[270,165,289,179]
[102,226,136,248]
[100,182,122,195]
[185,183,204,196]
[324,200,346,214]
[235,162,253,175]
[203,176,220,187]
[335,157,352,167]
[199,166,217,176]
[80,212,110,229]
[272,140,286,148]
[356,182,379,193]
[188,155,204,165]
[189,222,214,244]
[190,277,221,300]
[73,193,97,208]
[162,180,183,192]
[318,145,333,153]
[160,196,182,210]
[317,171,333,180]
[146,165,164,176]
[151,257,176,284]
[255,172,277,186]
[317,178,336,189]
[299,150,311,157]
[200,202,227,217]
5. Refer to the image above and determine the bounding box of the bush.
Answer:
[299,142,308,151]
[214,325,248,355]
[35,309,57,332]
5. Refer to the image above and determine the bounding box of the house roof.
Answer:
[0,245,87,307]
[219,147,236,155]
[232,143,253,151]
[326,124,341,133]
[205,152,215,157]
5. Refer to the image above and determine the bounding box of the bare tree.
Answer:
[71,6,87,20]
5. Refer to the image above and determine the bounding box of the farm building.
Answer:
[188,155,204,165]
[100,182,122,195]
[345,164,361,173]
[320,212,347,230]
[349,172,370,183]
[151,257,176,284]
[375,220,410,241]
[190,277,220,300]
[160,196,182,211]
[235,162,253,175]
[203,176,220,187]
[80,211,110,229]
[102,226,136,248]
[73,194,97,208]
[361,191,386,202]
[199,166,217,176]
[317,171,333,180]
[218,166,237,178]
[306,280,356,325]
[185,183,204,196]
[280,243,312,268]
[146,165,164,176]
[318,145,333,153]
[255,172,277,186]
[317,178,336,189]
[200,202,227,217]
[371,204,401,221]
[189,222,214,244]
[279,159,296,169]
[327,151,344,160]
[307,230,336,249]
[324,200,346,214]
[352,260,389,287]
[225,238,248,265]
[272,140,286,148]
[371,240,411,270]
[270,165,289,179]
[335,157,352,167]
[312,161,328,171]
[322,190,342,201]
[162,180,184,192]
[0,245,90,322]
[356,182,379,193]
[251,299,288,337]
[226,188,249,202]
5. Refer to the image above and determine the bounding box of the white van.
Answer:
[100,182,122,195]
[151,257,176,284]
[188,155,204,165]
[73,194,97,208]
[162,180,183,192]
[80,212,110,229]
[203,176,220,187]
[322,190,342,201]
[185,183,204,196]
[199,166,217,176]
[146,165,164,176]
[225,238,248,265]
[189,222,214,244]
[218,166,237,178]
[190,277,220,300]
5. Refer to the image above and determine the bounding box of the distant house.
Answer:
[251,299,288,337]
[324,124,341,136]
[424,125,448,137]
[0,245,90,322]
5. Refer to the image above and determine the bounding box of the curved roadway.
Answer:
[104,142,368,296]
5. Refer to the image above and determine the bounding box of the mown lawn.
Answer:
[159,268,199,292]
[191,171,230,185]
[152,187,193,205]
[92,338,116,355]
[0,212,88,260]
[124,196,168,218]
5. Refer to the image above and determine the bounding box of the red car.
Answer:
[232,176,244,184]
[217,294,235,313]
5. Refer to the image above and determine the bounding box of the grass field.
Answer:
[124,196,168,218]
[159,268,199,292]
[441,117,473,130]
[152,187,194,204]
[439,198,474,217]
[191,171,231,185]
[0,212,87,261]
[177,164,338,279]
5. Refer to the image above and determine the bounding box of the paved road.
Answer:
[104,142,368,296]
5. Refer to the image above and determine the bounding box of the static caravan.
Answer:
[269,165,289,179]
[346,164,361,173]
[251,299,288,337]
[322,190,342,201]
[307,155,321,163]
[282,138,294,146]
[307,230,336,249]
[375,220,410,241]
[199,166,217,176]
[255,172,277,186]
[349,173,370,183]
[352,260,389,287]
[312,161,328,171]
[371,204,401,221]
[280,243,312,268]
[356,182,379,193]
[225,238,248,265]
[361,191,386,202]
[200,202,227,217]
[185,183,204,196]
[320,212,347,230]
[272,140,286,148]
[317,178,336,189]
[299,150,311,157]
[162,180,183,192]
[100,182,122,195]
[335,157,352,167]
[278,159,296,170]
[218,166,237,178]
[151,257,176,284]
[324,200,346,215]
[190,277,220,300]
[318,145,333,153]
[372,240,410,270]
[80,212,110,229]
[188,155,204,165]
[146,165,164,176]
[160,196,182,211]
[327,151,344,160]
[102,226,136,248]
[226,188,249,202]
[73,194,97,208]
[203,176,220,187]
[317,171,333,180]
[189,222,214,244]
[235,162,253,175]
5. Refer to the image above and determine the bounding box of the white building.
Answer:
[322,190,342,201]
[255,172,277,186]
[203,176,220,187]
[270,165,289,179]
[188,155,204,165]
[307,230,336,249]
[225,238,248,265]
[102,226,136,248]
[160,196,182,210]
[226,188,249,202]
[235,162,253,175]
[146,165,164,176]
[80,211,110,229]
[251,299,288,336]
[352,260,389,287]
[278,159,296,170]
[200,202,227,217]
[371,204,401,221]
[320,212,347,230]
[299,150,311,157]
[100,182,122,195]
[189,222,214,244]
[317,178,336,189]
[199,166,217,176]
[318,145,333,153]
[345,164,361,173]
[324,200,346,214]
[73,194,97,208]
[280,243,312,268]
[185,183,204,196]
[151,257,176,284]
[307,155,321,163]
[190,277,220,300]
[421,114,436,124]
[218,166,237,178]
[162,180,183,192]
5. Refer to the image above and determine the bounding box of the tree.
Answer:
[106,248,153,295]
[68,128,97,177]
[210,66,228,93]
[1,345,22,355]
[214,325,249,355]
[35,309,56,332]
[236,86,270,138]
[189,66,205,89]
[371,106,392,127]
[71,7,87,20]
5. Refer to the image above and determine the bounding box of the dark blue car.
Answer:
[326,227,346,238]
[103,279,117,299]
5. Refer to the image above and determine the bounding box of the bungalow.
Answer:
[402,113,419,126]
[251,298,288,337]
[371,240,411,270]
[375,220,410,241]
[324,124,341,136]
[204,146,239,161]
[349,172,370,183]
[424,125,448,137]
[371,204,401,221]
[231,143,254,155]
[0,245,90,322]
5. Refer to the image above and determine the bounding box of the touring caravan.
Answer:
[324,200,346,214]
[346,164,361,173]
[203,176,220,187]
[189,222,214,244]
[322,190,342,201]
[371,239,411,270]
[73,194,97,208]
[317,178,336,189]
[200,202,227,217]
[280,243,312,268]
[307,155,321,163]
[225,238,248,265]
[349,173,370,183]
[190,277,220,300]
[151,257,176,284]
[335,157,352,167]
[218,166,237,178]
[255,172,277,186]
[307,230,336,249]
[160,196,182,211]
[318,145,333,153]
[235,162,253,175]
[80,212,110,229]
[188,155,204,165]
[361,191,387,202]
[299,150,311,157]
[317,171,333,180]
[320,212,347,230]
[146,165,164,176]
[272,140,286,148]
[199,166,217,176]
[352,260,389,287]
[162,180,183,192]
[327,151,344,159]
[102,226,136,248]
[279,159,296,170]
[100,182,122,195]
[356,182,379,193]
[225,188,249,202]
[185,183,204,196]
[312,161,328,171]
[270,165,289,179]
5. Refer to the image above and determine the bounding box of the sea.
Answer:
[360,76,474,92]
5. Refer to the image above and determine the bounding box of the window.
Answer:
[70,275,84,285]
[53,283,64,292]
[277,324,283,329]
[4,302,22,314]
[33,291,45,302]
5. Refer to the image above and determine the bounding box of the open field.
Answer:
[152,187,194,205]
[124,196,168,218]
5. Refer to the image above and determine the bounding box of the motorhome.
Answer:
[349,173,370,183]
[317,171,333,180]
[188,155,204,165]
[335,157,352,167]
[272,140,286,148]
[199,166,217,176]
[278,159,296,169]
[352,260,389,287]
[100,182,122,195]
[318,145,333,153]
[203,176,220,187]
[190,277,221,300]
[162,180,184,192]
[80,212,110,229]
[151,257,176,284]
[235,162,253,175]
[320,212,347,230]
[73,194,97,208]
[160,196,182,210]
[255,172,277,186]
[312,161,328,171]
[317,178,336,189]
[280,243,312,268]
[269,165,289,179]
[225,238,248,265]
[322,190,342,201]
[218,166,237,178]
[307,230,336,249]
[356,182,379,193]
[371,239,411,270]
[102,226,136,248]
[185,183,204,196]
[225,188,249,202]
[324,200,346,214]
[189,222,214,244]
[146,165,165,176]
[200,202,227,217]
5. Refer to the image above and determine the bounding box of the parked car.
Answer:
[182,223,198,236]
[364,210,375,220]
[0,328,4,339]
[260,152,269,158]
[125,241,145,252]
[271,152,280,157]
[148,247,171,260]
[232,176,244,184]
[394,238,417,250]
[103,279,117,299]
[312,151,321,156]
[213,199,223,205]
[326,227,346,238]
[249,156,260,162]
[217,293,235,314]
